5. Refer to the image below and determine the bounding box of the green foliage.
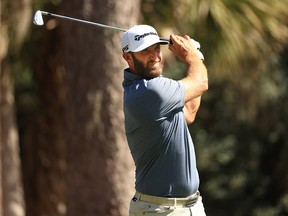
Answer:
[190,55,288,215]
[12,60,36,112]
[142,0,288,76]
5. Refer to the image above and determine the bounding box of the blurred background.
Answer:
[1,0,288,215]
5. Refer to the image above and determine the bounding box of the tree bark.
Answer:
[22,24,67,216]
[0,0,29,215]
[62,0,139,215]
[0,61,25,216]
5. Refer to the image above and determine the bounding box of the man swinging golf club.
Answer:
[122,25,208,216]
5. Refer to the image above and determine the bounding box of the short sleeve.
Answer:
[144,77,185,119]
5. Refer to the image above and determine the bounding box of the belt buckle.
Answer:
[185,199,197,207]
[184,193,199,207]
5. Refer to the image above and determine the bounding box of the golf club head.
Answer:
[33,10,44,25]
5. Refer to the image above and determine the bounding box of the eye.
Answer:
[155,45,161,52]
[140,49,148,54]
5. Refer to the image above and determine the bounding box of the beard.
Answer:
[130,53,164,79]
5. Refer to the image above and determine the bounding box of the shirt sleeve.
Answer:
[145,76,185,119]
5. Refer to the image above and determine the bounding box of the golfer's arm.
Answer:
[180,53,207,124]
[183,96,201,125]
[180,60,208,103]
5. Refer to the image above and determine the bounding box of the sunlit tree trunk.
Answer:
[62,0,139,215]
[0,61,25,216]
[0,0,3,212]
[0,0,29,215]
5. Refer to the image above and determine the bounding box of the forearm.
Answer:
[182,42,208,101]
[169,34,208,103]
[181,59,208,102]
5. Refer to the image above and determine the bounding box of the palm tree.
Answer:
[142,0,288,75]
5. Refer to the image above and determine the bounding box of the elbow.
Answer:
[204,78,209,91]
[205,78,209,90]
[186,116,196,125]
[203,82,209,92]
[200,79,209,94]
[186,114,196,125]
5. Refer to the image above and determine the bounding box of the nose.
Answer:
[149,49,160,60]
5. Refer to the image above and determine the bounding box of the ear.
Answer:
[123,52,137,74]
[122,52,131,61]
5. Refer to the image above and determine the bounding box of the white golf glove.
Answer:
[196,50,204,60]
[190,39,204,60]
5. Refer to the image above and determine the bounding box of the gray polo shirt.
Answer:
[122,69,199,197]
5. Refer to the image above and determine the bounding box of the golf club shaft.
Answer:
[40,10,127,32]
[38,10,171,43]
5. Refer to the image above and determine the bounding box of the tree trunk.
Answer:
[22,22,67,216]
[0,61,25,216]
[0,0,30,215]
[62,0,139,215]
[0,0,3,212]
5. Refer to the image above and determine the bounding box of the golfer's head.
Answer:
[121,25,168,79]
[121,25,169,53]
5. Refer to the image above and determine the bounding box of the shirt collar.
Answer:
[122,68,142,87]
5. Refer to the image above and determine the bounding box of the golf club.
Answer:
[33,10,128,32]
[33,10,203,59]
[33,10,170,43]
